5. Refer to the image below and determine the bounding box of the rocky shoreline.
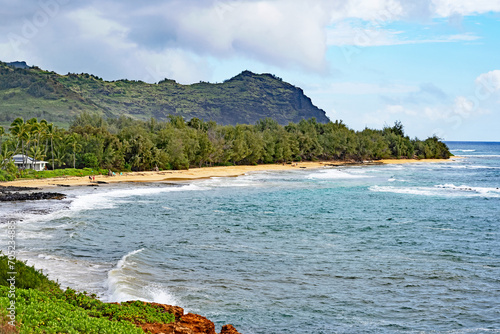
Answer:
[0,185,66,201]
[134,302,241,334]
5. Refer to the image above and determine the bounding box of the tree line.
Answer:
[0,114,451,174]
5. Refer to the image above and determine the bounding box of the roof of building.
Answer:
[12,154,47,164]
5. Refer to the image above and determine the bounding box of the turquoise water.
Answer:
[1,141,499,333]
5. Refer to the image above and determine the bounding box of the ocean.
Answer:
[1,141,499,333]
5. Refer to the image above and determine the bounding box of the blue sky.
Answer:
[1,0,499,141]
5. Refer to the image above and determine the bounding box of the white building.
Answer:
[12,154,48,171]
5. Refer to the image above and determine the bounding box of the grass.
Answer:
[0,166,114,182]
[15,168,109,180]
[0,256,175,333]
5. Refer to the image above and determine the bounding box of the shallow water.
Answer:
[1,141,499,333]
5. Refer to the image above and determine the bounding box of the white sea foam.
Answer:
[388,178,407,182]
[116,248,144,268]
[18,251,110,296]
[107,249,145,302]
[307,169,372,180]
[370,184,500,198]
[460,154,500,158]
[197,172,278,188]
[435,184,500,196]
[106,249,180,305]
[450,149,476,152]
[70,184,202,212]
[15,230,54,240]
[438,165,500,170]
[370,186,439,196]
[142,284,180,305]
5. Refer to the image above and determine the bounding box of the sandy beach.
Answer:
[0,158,457,189]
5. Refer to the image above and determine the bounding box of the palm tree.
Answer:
[52,145,67,169]
[29,146,45,168]
[27,118,41,168]
[0,144,15,171]
[45,123,59,170]
[9,117,29,169]
[38,119,48,152]
[66,134,82,168]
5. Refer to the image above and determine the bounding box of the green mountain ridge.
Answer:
[0,61,329,127]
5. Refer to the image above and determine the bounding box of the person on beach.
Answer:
[92,175,95,181]
[89,175,92,182]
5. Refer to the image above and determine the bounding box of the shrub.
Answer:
[82,153,99,168]
[0,254,59,292]
[0,170,14,182]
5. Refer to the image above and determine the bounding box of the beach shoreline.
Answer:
[0,158,458,189]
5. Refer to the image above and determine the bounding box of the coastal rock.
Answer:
[178,313,216,334]
[140,322,194,334]
[0,185,40,192]
[220,324,241,334]
[0,191,66,201]
[136,302,239,334]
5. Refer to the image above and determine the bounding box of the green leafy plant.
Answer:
[0,256,175,333]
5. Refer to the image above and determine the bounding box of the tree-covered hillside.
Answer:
[0,62,329,127]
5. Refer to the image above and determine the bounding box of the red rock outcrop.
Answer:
[136,303,240,334]
[220,324,241,334]
[177,313,216,334]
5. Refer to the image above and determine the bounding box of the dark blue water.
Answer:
[1,141,499,333]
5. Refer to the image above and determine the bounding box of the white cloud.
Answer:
[423,106,449,120]
[312,82,419,95]
[327,0,500,21]
[433,0,500,17]
[67,8,134,50]
[134,49,212,84]
[361,104,420,129]
[475,70,500,92]
[328,0,404,22]
[326,21,480,46]
[149,0,331,72]
[386,104,418,115]
[0,0,499,83]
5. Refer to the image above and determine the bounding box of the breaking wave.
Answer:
[369,184,500,198]
[106,249,179,305]
[70,184,203,212]
[307,169,372,180]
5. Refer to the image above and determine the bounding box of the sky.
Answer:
[1,0,500,141]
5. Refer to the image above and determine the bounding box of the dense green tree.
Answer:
[0,125,4,156]
[0,116,451,176]
[66,134,82,168]
[10,117,29,168]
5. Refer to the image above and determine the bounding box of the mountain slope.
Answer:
[0,62,329,126]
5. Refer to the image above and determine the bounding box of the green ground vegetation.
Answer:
[14,168,109,180]
[0,255,174,333]
[0,115,451,181]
